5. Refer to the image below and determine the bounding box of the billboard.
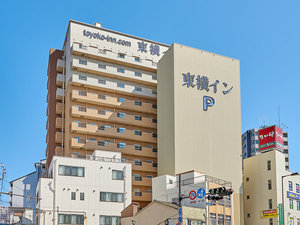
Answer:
[261,209,277,219]
[258,125,284,152]
[181,182,206,209]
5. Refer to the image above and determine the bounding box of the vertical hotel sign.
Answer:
[258,125,284,152]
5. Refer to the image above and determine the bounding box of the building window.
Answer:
[152,104,157,109]
[297,201,300,211]
[247,213,250,218]
[117,142,126,149]
[134,145,142,151]
[98,63,106,69]
[78,44,87,50]
[289,181,293,191]
[283,133,288,137]
[112,170,124,180]
[268,180,272,190]
[134,174,141,181]
[117,113,125,118]
[80,192,84,201]
[58,214,84,224]
[134,130,142,136]
[289,199,293,209]
[135,72,142,77]
[152,118,157,123]
[134,57,140,62]
[100,216,121,225]
[269,199,272,209]
[78,90,86,96]
[152,75,157,80]
[152,90,157,95]
[117,127,126,133]
[58,165,84,177]
[118,97,125,103]
[100,192,124,202]
[285,157,289,162]
[134,159,141,166]
[134,86,142,91]
[134,100,142,106]
[152,133,157,138]
[117,68,125,73]
[283,141,288,145]
[78,75,87,81]
[79,59,87,65]
[269,218,273,225]
[218,214,224,225]
[267,160,271,171]
[117,82,125,88]
[135,115,142,121]
[296,184,299,193]
[246,195,250,199]
[118,53,125,58]
[71,192,76,200]
[98,78,106,84]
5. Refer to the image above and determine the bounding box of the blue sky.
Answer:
[0,0,299,202]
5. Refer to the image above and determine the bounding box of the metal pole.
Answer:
[282,176,285,225]
[178,174,182,225]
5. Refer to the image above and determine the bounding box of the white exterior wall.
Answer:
[36,150,132,225]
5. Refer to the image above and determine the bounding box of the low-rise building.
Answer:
[243,150,300,225]
[36,150,131,225]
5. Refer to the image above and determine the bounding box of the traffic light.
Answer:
[207,187,233,201]
[207,195,223,201]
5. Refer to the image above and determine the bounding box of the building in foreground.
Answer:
[46,20,169,208]
[242,126,289,170]
[36,150,131,225]
[121,200,205,225]
[9,159,46,224]
[243,150,300,225]
[152,171,233,225]
[157,43,243,224]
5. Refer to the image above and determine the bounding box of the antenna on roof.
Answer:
[278,105,281,128]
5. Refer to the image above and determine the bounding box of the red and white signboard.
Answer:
[259,125,284,152]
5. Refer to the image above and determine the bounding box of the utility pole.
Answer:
[178,174,183,225]
[0,164,6,206]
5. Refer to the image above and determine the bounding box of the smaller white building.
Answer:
[36,150,131,225]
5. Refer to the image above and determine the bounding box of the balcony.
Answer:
[71,106,157,129]
[56,102,63,114]
[131,161,157,173]
[72,90,157,114]
[70,138,157,158]
[56,73,65,86]
[132,177,152,187]
[56,117,63,129]
[72,43,158,73]
[132,192,152,202]
[56,59,64,73]
[56,88,64,100]
[55,132,62,143]
[55,146,63,155]
[71,122,156,143]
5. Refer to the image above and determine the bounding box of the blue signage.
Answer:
[178,207,182,223]
[197,188,206,199]
[287,191,300,200]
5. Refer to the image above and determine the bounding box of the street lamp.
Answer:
[281,172,299,225]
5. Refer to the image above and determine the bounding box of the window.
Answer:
[134,86,142,91]
[118,53,125,58]
[100,216,121,225]
[78,44,87,49]
[117,142,126,149]
[289,181,293,191]
[78,90,86,96]
[134,144,142,151]
[118,98,125,103]
[135,130,142,136]
[152,104,157,109]
[100,192,124,202]
[88,138,96,142]
[58,165,84,177]
[117,113,125,118]
[283,133,288,137]
[268,180,272,190]
[112,170,124,180]
[135,72,142,77]
[297,201,300,211]
[152,148,157,152]
[152,118,157,123]
[134,100,142,106]
[79,75,87,81]
[117,82,125,88]
[285,157,289,162]
[135,115,142,121]
[134,57,140,62]
[98,78,106,84]
[79,59,87,65]
[134,159,141,166]
[58,214,84,224]
[283,141,288,145]
[256,140,259,144]
[80,192,84,201]
[246,195,250,199]
[117,128,126,133]
[247,213,250,218]
[146,175,153,178]
[71,192,76,200]
[269,199,272,209]
[98,63,106,69]
[117,68,125,73]
[134,174,141,181]
[269,218,273,225]
[289,199,293,209]
[296,184,299,193]
[152,75,157,80]
[267,160,271,171]
[218,214,224,225]
[152,90,157,95]
[152,133,157,138]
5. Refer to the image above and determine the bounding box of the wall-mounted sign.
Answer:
[287,191,300,200]
[261,209,277,219]
[181,184,206,209]
[258,125,284,152]
[182,72,233,111]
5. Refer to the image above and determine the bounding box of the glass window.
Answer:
[135,72,142,77]
[80,192,84,201]
[117,83,125,88]
[135,115,142,121]
[117,68,125,73]
[134,159,141,166]
[118,142,126,149]
[269,218,273,225]
[296,184,299,193]
[267,160,271,171]
[117,127,126,133]
[134,100,142,106]
[100,192,123,202]
[134,57,140,62]
[71,192,76,200]
[269,199,272,209]
[152,75,157,80]
[118,53,125,58]
[79,59,87,65]
[98,78,106,84]
[118,98,125,103]
[134,144,142,151]
[98,63,106,69]
[58,165,84,177]
[100,216,121,225]
[79,75,87,81]
[135,130,142,136]
[289,181,293,191]
[290,199,293,209]
[117,113,125,118]
[112,170,124,180]
[268,180,272,190]
[297,201,300,211]
[152,90,157,95]
[134,86,142,91]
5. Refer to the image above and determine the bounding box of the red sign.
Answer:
[189,190,196,200]
[259,125,284,152]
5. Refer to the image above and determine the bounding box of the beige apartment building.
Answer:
[46,20,169,208]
